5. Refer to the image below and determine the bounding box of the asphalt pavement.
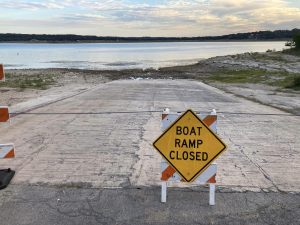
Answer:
[0,185,299,225]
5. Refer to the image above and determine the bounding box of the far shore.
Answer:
[1,50,300,115]
[0,39,290,44]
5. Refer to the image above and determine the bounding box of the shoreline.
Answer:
[0,39,290,44]
[1,51,300,115]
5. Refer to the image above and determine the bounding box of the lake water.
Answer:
[0,42,287,70]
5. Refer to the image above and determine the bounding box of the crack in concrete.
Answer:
[15,115,78,172]
[230,138,282,192]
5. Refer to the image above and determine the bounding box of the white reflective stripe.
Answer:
[161,161,217,183]
[0,144,14,158]
[161,114,179,131]
[210,120,217,133]
[162,113,216,132]
[194,164,217,184]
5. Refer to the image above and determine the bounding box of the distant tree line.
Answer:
[0,29,299,43]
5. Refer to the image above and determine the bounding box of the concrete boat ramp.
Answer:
[0,79,299,225]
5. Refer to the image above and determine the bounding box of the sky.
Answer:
[0,0,300,37]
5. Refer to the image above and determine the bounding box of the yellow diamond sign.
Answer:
[153,109,227,182]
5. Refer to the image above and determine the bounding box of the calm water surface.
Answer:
[0,42,286,70]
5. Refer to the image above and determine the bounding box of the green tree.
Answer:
[293,33,300,49]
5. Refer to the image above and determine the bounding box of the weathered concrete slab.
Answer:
[0,79,299,192]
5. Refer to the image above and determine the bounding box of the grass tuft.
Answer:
[0,73,57,90]
[282,48,300,57]
[285,75,300,90]
[207,69,300,91]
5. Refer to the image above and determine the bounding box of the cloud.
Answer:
[204,0,300,33]
[0,0,299,36]
[1,0,65,10]
[62,14,105,22]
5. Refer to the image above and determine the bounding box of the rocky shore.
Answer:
[1,51,300,115]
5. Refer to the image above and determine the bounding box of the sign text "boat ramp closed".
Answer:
[153,109,227,182]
